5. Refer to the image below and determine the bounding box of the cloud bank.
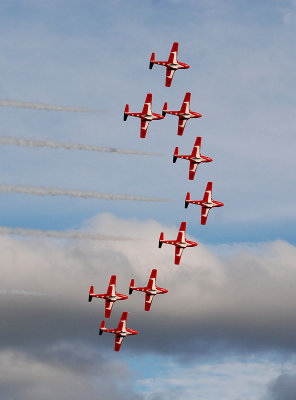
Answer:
[0,213,295,399]
[1,213,295,355]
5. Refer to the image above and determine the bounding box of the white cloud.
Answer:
[0,213,296,353]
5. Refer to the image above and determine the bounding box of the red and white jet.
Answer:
[162,92,202,136]
[185,182,224,225]
[88,275,128,318]
[159,222,197,265]
[129,269,168,311]
[124,93,164,138]
[149,42,190,87]
[173,136,213,180]
[99,311,139,352]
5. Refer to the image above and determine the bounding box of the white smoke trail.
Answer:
[0,226,136,241]
[0,136,161,156]
[0,289,49,296]
[0,184,169,202]
[0,99,102,113]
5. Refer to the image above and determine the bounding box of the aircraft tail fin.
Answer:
[124,104,129,121]
[173,147,178,163]
[159,232,164,248]
[149,52,155,69]
[162,102,168,117]
[185,192,190,208]
[129,279,134,295]
[88,285,94,302]
[99,320,105,335]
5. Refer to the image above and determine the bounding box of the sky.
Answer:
[0,0,296,399]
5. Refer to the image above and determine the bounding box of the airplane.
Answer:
[185,182,224,225]
[162,92,202,136]
[99,311,139,351]
[129,269,168,311]
[173,136,213,180]
[159,221,197,265]
[149,42,190,87]
[88,275,128,318]
[124,93,164,138]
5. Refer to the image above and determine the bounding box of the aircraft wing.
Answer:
[107,275,116,297]
[203,182,212,203]
[165,68,175,87]
[114,334,124,352]
[201,206,210,225]
[105,299,114,318]
[144,293,155,311]
[191,137,201,158]
[168,42,178,64]
[189,160,198,180]
[147,269,157,290]
[175,246,184,265]
[140,119,150,138]
[142,93,152,114]
[177,117,187,136]
[176,221,186,243]
[180,92,191,114]
[117,311,128,332]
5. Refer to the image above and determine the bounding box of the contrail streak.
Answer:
[0,289,49,296]
[0,136,161,156]
[0,226,136,241]
[0,184,169,202]
[0,99,102,113]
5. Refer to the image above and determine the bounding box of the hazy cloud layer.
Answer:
[0,346,143,400]
[266,373,296,400]
[0,213,296,398]
[1,213,296,355]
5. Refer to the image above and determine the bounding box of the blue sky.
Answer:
[0,1,296,399]
[0,0,295,244]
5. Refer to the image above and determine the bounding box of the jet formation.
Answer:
[90,42,224,350]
